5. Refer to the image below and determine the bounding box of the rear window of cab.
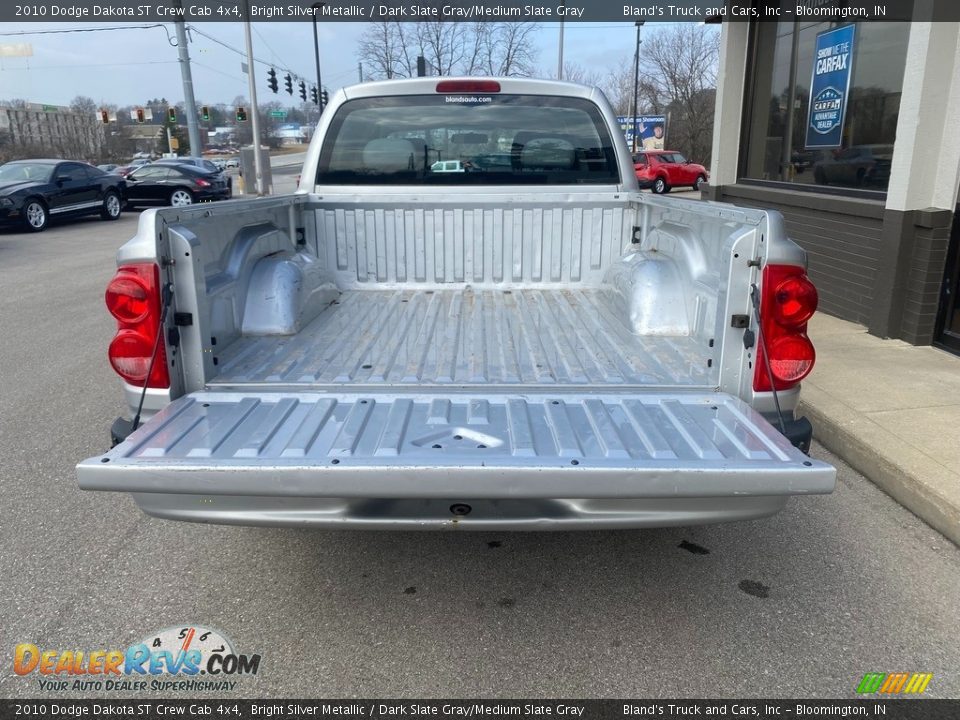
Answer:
[316,94,621,186]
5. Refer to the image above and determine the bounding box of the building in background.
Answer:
[0,103,103,161]
[271,123,310,146]
[706,1,960,355]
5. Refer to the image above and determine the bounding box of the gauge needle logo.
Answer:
[180,627,196,653]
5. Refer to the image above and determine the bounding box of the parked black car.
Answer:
[124,162,231,208]
[0,159,126,232]
[153,156,233,196]
[153,156,222,173]
[813,145,894,188]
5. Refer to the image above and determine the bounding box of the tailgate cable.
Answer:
[130,282,174,433]
[749,283,785,434]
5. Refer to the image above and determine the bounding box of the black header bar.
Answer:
[0,0,951,23]
[1,700,959,720]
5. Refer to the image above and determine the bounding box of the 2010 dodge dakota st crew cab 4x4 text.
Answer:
[77,77,835,530]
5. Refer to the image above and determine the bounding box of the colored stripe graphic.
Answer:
[857,672,932,694]
[906,673,933,694]
[856,673,885,693]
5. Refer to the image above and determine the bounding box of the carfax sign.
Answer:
[805,24,856,149]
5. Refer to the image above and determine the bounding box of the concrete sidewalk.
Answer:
[799,313,960,545]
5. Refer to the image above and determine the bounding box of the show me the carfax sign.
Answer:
[805,24,856,149]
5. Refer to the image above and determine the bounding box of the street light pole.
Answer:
[631,21,644,155]
[557,2,566,79]
[311,3,324,108]
[242,0,264,196]
[172,0,202,156]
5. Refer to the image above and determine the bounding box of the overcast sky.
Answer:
[0,21,645,108]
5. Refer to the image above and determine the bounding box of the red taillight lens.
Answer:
[436,80,501,93]
[106,263,169,388]
[108,330,162,385]
[772,274,818,327]
[195,178,211,187]
[754,264,818,392]
[106,274,150,323]
[766,335,816,383]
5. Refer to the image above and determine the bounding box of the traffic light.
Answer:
[167,107,177,123]
[299,81,307,101]
[267,68,279,93]
[310,87,319,105]
[236,106,248,122]
[135,107,145,124]
[201,105,210,121]
[284,73,293,95]
[321,90,328,108]
[99,109,109,124]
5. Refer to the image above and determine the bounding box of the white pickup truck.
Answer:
[77,77,835,530]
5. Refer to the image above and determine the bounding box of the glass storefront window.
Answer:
[740,8,911,192]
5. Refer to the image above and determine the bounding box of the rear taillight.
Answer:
[753,264,818,392]
[436,80,501,93]
[195,178,211,188]
[105,263,169,388]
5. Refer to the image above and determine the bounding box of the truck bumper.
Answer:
[79,390,834,529]
[129,492,790,530]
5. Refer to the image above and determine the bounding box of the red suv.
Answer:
[634,151,709,194]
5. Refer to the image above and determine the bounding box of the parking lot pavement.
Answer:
[1,216,959,699]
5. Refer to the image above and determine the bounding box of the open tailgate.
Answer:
[78,391,835,498]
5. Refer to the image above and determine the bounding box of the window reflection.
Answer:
[741,10,911,192]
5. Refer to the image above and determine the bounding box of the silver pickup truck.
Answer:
[77,77,835,529]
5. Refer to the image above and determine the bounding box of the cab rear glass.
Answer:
[315,94,620,186]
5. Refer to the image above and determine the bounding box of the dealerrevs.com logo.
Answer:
[14,625,260,692]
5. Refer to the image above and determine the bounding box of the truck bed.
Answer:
[211,287,712,388]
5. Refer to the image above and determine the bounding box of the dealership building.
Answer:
[705,1,960,355]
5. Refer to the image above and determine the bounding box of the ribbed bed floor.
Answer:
[211,288,712,387]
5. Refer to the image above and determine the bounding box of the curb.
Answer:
[799,394,960,547]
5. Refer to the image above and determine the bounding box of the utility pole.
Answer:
[557,2,565,79]
[311,3,324,107]
[631,21,644,155]
[242,0,264,195]
[358,62,363,83]
[173,0,202,156]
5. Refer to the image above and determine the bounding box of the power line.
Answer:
[190,60,248,85]
[253,25,293,73]
[187,25,313,85]
[0,60,178,70]
[0,24,175,44]
[0,24,166,35]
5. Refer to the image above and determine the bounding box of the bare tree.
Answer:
[602,60,662,117]
[63,96,105,161]
[592,26,718,162]
[357,21,539,80]
[484,23,539,76]
[357,22,416,79]
[415,21,469,76]
[641,24,720,162]
[561,62,605,88]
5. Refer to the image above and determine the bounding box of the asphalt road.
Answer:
[1,211,958,700]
